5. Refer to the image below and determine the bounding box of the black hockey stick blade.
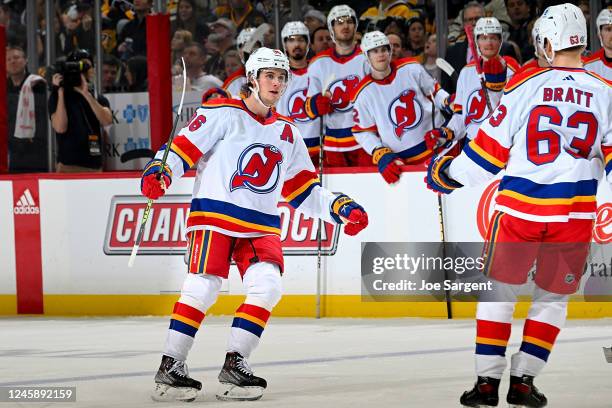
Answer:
[120,148,155,163]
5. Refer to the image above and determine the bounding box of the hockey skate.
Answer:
[506,375,547,408]
[460,376,500,407]
[151,355,202,402]
[216,352,267,401]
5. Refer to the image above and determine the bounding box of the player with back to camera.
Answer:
[425,4,612,407]
[351,31,452,184]
[424,17,520,154]
[142,47,369,403]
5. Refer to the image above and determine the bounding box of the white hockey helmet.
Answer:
[237,28,256,49]
[596,8,612,41]
[281,21,310,53]
[245,47,291,107]
[474,17,503,57]
[537,3,587,64]
[531,17,543,57]
[361,31,390,55]
[327,4,357,43]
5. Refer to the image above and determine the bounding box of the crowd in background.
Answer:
[3,0,611,173]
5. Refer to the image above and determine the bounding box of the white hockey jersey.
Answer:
[583,49,612,81]
[222,68,247,98]
[306,46,369,152]
[351,57,450,162]
[275,66,321,155]
[446,57,519,141]
[448,67,612,222]
[155,98,340,238]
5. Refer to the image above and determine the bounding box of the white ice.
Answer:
[1,317,611,407]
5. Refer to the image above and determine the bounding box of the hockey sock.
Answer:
[475,319,512,379]
[227,303,271,358]
[511,319,561,377]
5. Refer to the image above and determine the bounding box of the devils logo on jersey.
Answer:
[287,88,309,123]
[230,144,283,194]
[388,89,424,138]
[329,75,361,112]
[465,88,490,125]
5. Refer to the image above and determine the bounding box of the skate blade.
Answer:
[462,405,497,408]
[151,383,199,402]
[216,382,264,401]
[603,347,612,363]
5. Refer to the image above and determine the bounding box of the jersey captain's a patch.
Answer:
[230,144,284,194]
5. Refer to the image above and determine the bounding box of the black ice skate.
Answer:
[151,355,202,402]
[216,352,267,401]
[506,375,547,408]
[460,376,501,407]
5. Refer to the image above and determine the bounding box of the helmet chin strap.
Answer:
[249,77,273,110]
[543,47,555,65]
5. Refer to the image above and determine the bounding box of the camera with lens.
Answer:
[51,49,94,89]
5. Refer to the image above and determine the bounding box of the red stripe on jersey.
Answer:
[222,67,245,89]
[237,303,271,321]
[173,302,206,323]
[187,214,281,235]
[476,319,512,340]
[496,194,597,216]
[282,170,318,198]
[504,67,551,94]
[172,135,203,165]
[324,138,359,148]
[473,129,510,164]
[351,125,377,133]
[523,319,560,344]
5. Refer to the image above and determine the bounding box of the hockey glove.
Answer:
[305,93,333,118]
[482,56,507,91]
[141,159,172,200]
[372,147,403,184]
[424,127,454,154]
[425,156,463,195]
[441,94,454,118]
[331,194,369,236]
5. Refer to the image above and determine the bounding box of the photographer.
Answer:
[49,49,113,172]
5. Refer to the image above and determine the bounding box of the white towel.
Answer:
[14,74,46,140]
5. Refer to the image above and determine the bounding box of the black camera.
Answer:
[54,60,92,88]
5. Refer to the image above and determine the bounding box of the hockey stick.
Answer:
[435,58,458,85]
[315,73,335,319]
[464,25,493,115]
[128,58,187,268]
[430,92,453,319]
[120,148,155,163]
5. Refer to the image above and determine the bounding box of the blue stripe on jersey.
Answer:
[169,319,198,337]
[325,127,353,137]
[232,317,265,337]
[304,137,321,148]
[397,141,427,159]
[520,342,551,361]
[463,142,504,174]
[160,143,191,172]
[287,182,321,209]
[606,161,612,175]
[499,176,598,199]
[190,198,281,230]
[475,343,507,356]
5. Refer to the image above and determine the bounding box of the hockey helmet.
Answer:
[537,3,587,60]
[281,21,310,53]
[531,17,543,58]
[474,17,503,38]
[237,28,257,49]
[361,31,390,55]
[596,8,612,43]
[245,47,291,86]
[327,4,357,43]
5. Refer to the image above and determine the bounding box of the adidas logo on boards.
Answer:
[13,189,40,215]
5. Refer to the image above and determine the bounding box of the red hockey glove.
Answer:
[481,56,507,91]
[372,147,403,184]
[424,127,454,154]
[305,93,333,118]
[331,194,369,236]
[141,159,172,200]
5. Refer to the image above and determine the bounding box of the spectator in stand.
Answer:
[49,49,112,172]
[102,54,123,93]
[304,9,326,34]
[222,0,266,31]
[442,1,518,94]
[125,55,148,92]
[223,50,243,78]
[504,0,534,63]
[405,18,426,60]
[60,3,95,56]
[181,43,223,92]
[101,17,118,56]
[387,32,406,61]
[0,2,26,49]
[172,0,211,44]
[310,26,333,55]
[422,33,441,82]
[171,29,193,69]
[118,0,152,59]
[360,0,421,32]
[262,23,275,48]
[6,46,48,173]
[204,18,237,80]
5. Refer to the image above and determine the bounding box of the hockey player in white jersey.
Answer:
[276,21,321,165]
[144,48,369,402]
[305,4,371,167]
[351,31,451,184]
[583,8,612,80]
[518,17,550,74]
[425,17,519,153]
[426,4,611,407]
